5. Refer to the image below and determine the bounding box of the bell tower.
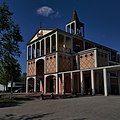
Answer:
[66,10,85,37]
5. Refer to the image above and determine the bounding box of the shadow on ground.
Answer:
[0,102,22,108]
[0,97,33,108]
[73,118,87,120]
[0,113,53,120]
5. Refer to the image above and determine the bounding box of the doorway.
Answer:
[84,76,91,95]
[50,79,54,92]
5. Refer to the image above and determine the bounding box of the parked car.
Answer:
[14,88,25,93]
[8,82,25,92]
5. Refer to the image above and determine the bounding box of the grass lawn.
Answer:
[0,98,18,103]
[0,97,32,108]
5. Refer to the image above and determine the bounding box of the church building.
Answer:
[26,11,120,96]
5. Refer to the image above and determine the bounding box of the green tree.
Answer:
[0,57,21,92]
[20,72,27,81]
[0,3,23,59]
[0,3,23,97]
[5,57,21,93]
[0,61,9,91]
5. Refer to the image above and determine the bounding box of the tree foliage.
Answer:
[0,2,23,59]
[0,61,9,86]
[20,72,27,81]
[0,58,21,90]
[0,2,23,93]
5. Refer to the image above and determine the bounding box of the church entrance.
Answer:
[36,59,44,92]
[46,75,56,93]
[50,79,54,92]
[84,76,91,95]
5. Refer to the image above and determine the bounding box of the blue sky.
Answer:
[1,0,120,73]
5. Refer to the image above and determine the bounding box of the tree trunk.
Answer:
[5,84,8,92]
[10,79,13,99]
[4,85,5,92]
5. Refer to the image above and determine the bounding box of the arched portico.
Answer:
[27,78,34,92]
[36,59,44,93]
[46,75,56,93]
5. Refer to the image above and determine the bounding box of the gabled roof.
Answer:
[27,28,55,44]
[27,28,74,45]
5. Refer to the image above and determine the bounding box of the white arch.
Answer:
[26,77,35,93]
[35,56,45,63]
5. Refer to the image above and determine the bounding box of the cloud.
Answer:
[37,6,54,17]
[37,6,60,18]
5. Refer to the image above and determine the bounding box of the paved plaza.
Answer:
[0,96,120,120]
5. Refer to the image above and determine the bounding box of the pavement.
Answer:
[0,95,120,120]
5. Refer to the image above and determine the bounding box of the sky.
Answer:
[1,0,120,73]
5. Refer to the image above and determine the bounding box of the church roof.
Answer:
[71,10,80,23]
[71,10,84,27]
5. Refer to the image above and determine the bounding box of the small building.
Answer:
[8,82,25,92]
[0,84,6,92]
[26,10,120,96]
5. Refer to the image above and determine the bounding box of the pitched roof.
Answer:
[71,10,80,23]
[70,10,84,27]
[27,28,55,44]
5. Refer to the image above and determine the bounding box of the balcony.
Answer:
[58,46,71,54]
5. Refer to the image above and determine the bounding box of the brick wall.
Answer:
[27,60,35,76]
[80,51,95,69]
[58,54,72,72]
[46,55,56,74]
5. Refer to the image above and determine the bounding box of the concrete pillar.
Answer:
[59,75,61,94]
[31,45,32,59]
[50,36,52,53]
[74,21,77,34]
[26,78,28,93]
[62,73,65,94]
[70,24,72,34]
[34,42,36,58]
[44,38,46,55]
[40,41,41,56]
[44,76,46,94]
[76,55,79,70]
[66,25,68,32]
[94,49,97,67]
[91,70,95,95]
[56,32,58,51]
[103,68,108,96]
[118,71,120,95]
[56,74,59,94]
[56,52,58,72]
[80,71,84,95]
[71,72,74,94]
[40,80,42,92]
[34,77,36,92]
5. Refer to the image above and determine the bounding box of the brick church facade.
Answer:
[26,11,120,96]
